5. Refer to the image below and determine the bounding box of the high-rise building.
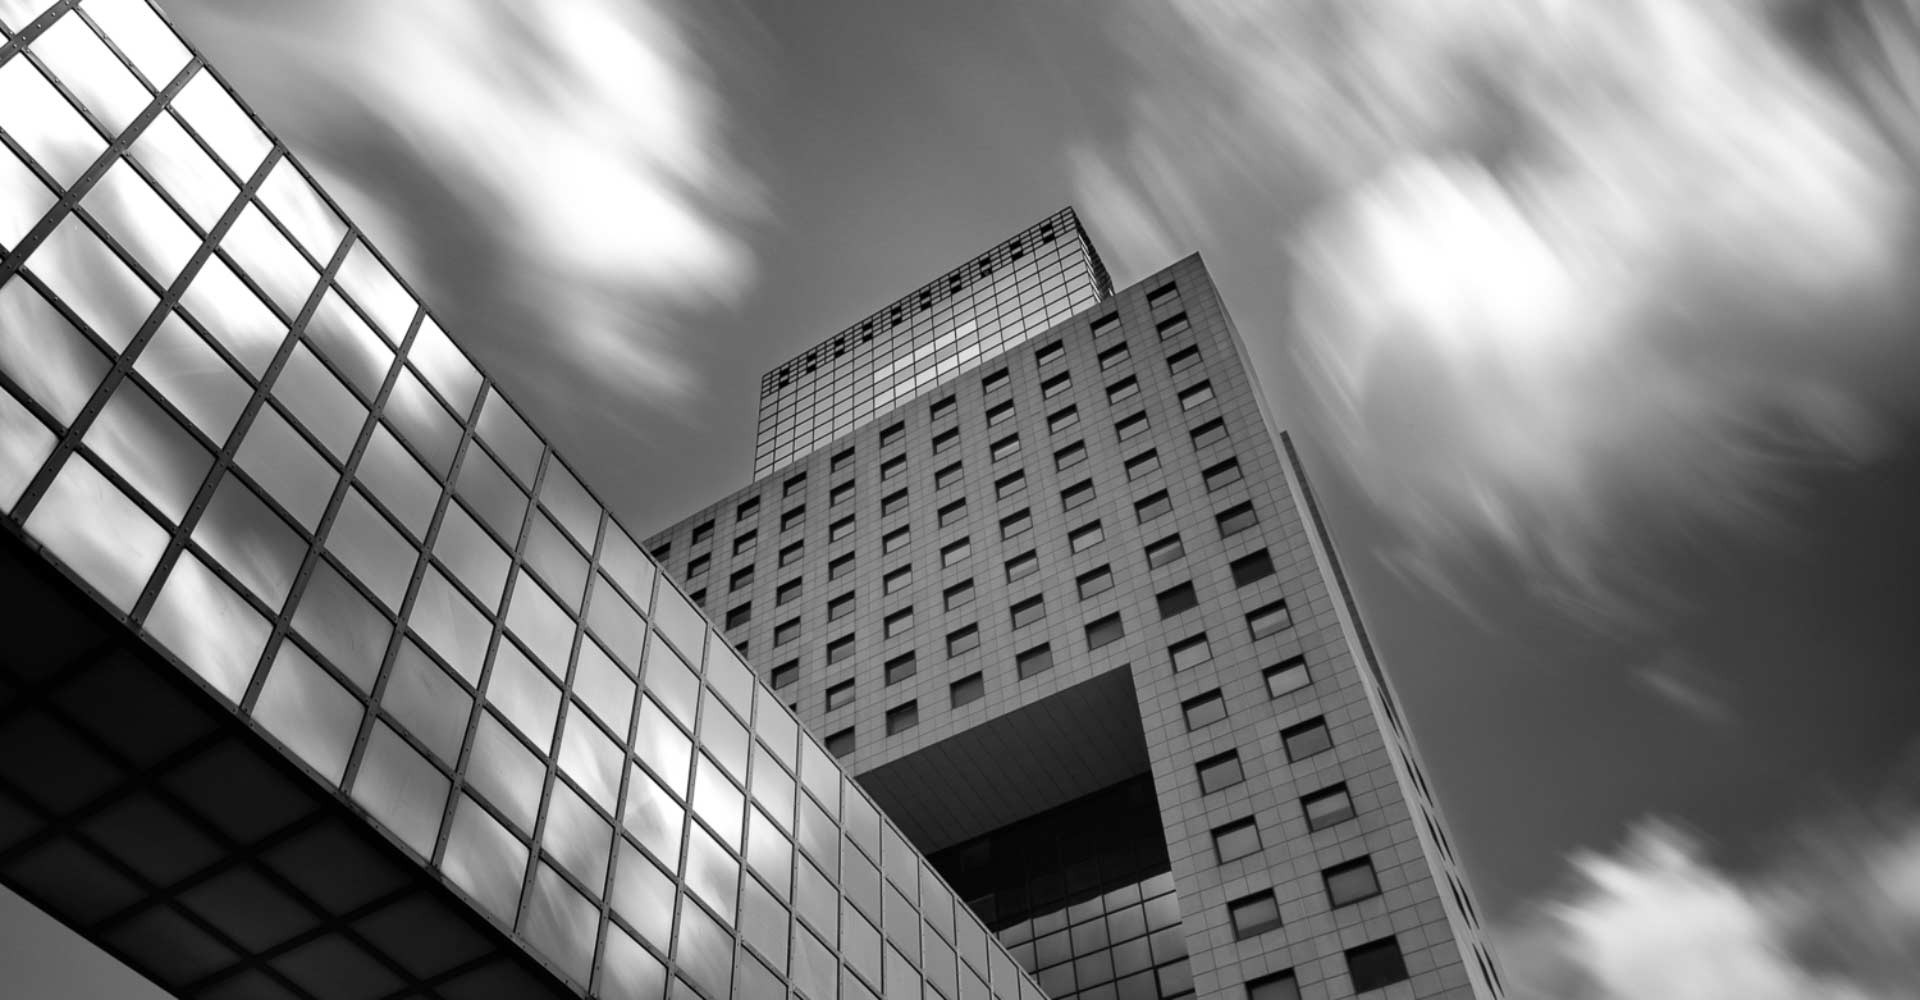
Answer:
[647,229,1508,998]
[0,3,1062,999]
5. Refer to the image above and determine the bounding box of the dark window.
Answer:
[828,552,854,582]
[1178,381,1216,411]
[881,489,908,517]
[982,368,1011,395]
[884,607,913,638]
[938,499,968,529]
[1135,490,1172,523]
[688,555,710,579]
[1283,717,1333,761]
[825,679,855,712]
[1086,613,1124,650]
[825,728,855,758]
[1266,657,1310,698]
[1325,857,1382,907]
[826,635,855,665]
[994,471,1025,500]
[692,521,714,545]
[1346,938,1411,992]
[941,538,971,567]
[1231,550,1275,586]
[831,448,855,474]
[884,652,917,686]
[1000,509,1031,540]
[1167,345,1202,376]
[783,473,806,498]
[782,507,806,532]
[829,481,855,508]
[1047,406,1079,434]
[1214,817,1261,863]
[882,527,910,555]
[1147,282,1179,307]
[1229,890,1283,939]
[1005,551,1038,583]
[1090,313,1121,338]
[736,497,760,522]
[1197,750,1244,793]
[1217,501,1258,537]
[944,579,975,610]
[1170,633,1213,671]
[1055,442,1087,471]
[1010,596,1046,629]
[1098,344,1130,371]
[770,661,799,690]
[1203,458,1243,491]
[1248,601,1292,639]
[1069,520,1104,553]
[829,515,855,542]
[1191,417,1229,450]
[879,421,905,448]
[726,604,751,629]
[930,396,956,422]
[986,401,1015,428]
[950,672,984,707]
[1077,565,1113,599]
[688,589,707,607]
[1156,312,1190,339]
[1182,690,1226,730]
[1040,372,1071,399]
[774,619,800,646]
[935,463,963,490]
[828,593,855,621]
[1303,784,1357,831]
[1247,971,1302,1000]
[730,566,755,592]
[1145,534,1186,569]
[734,531,758,557]
[881,455,907,482]
[883,565,912,595]
[1124,449,1160,481]
[651,540,671,560]
[1116,412,1149,441]
[1107,376,1140,404]
[1157,582,1198,618]
[886,701,919,735]
[946,625,980,657]
[776,579,803,606]
[1062,480,1095,511]
[1035,340,1065,367]
[932,427,960,455]
[1014,644,1054,679]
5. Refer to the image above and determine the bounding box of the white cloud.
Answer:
[1076,0,1920,605]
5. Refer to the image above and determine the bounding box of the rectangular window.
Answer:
[730,566,755,592]
[1325,857,1382,907]
[1157,581,1198,618]
[770,661,799,690]
[1115,412,1149,442]
[1190,417,1229,451]
[1170,633,1213,671]
[879,421,905,448]
[781,507,806,533]
[1090,313,1122,338]
[930,396,957,422]
[950,672,984,707]
[726,604,751,629]
[1062,480,1095,511]
[1010,595,1045,629]
[1000,509,1031,540]
[1182,690,1226,730]
[1047,406,1079,434]
[884,607,913,638]
[1125,449,1161,481]
[938,499,967,528]
[1166,345,1202,376]
[1085,613,1124,650]
[986,401,1015,427]
[829,515,855,543]
[1054,441,1087,471]
[1106,376,1140,404]
[689,589,707,606]
[880,456,907,481]
[886,701,919,735]
[825,728,855,758]
[1076,565,1113,599]
[736,497,760,522]
[1303,784,1357,831]
[1005,551,1038,583]
[652,540,671,560]
[734,531,758,557]
[688,554,710,579]
[1068,520,1104,553]
[826,635,855,665]
[884,652,917,686]
[982,368,1010,395]
[1217,501,1258,537]
[1247,973,1301,1000]
[776,579,802,605]
[1098,344,1130,371]
[882,527,910,555]
[989,434,1022,463]
[783,473,806,498]
[1346,938,1411,992]
[1040,372,1072,399]
[779,541,804,567]
[935,463,963,490]
[828,552,853,581]
[1156,312,1190,340]
[883,565,912,595]
[1248,601,1292,639]
[1135,490,1172,523]
[1197,750,1244,794]
[825,679,855,712]
[692,521,714,545]
[1283,717,1333,761]
[1147,282,1180,308]
[1213,817,1262,863]
[882,489,908,517]
[1035,340,1065,367]
[828,593,855,621]
[1203,458,1243,491]
[932,427,959,455]
[1015,644,1053,679]
[1145,534,1185,569]
[1266,656,1310,698]
[831,448,855,474]
[946,625,980,657]
[943,579,975,611]
[1229,890,1282,939]
[941,538,971,567]
[994,471,1025,501]
[774,619,800,646]
[1232,550,1275,587]
[1178,381,1216,411]
[830,481,856,508]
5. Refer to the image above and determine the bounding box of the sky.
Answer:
[8,0,1920,996]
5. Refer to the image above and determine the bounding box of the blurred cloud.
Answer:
[166,0,761,417]
[1076,0,1920,610]
[1502,818,1920,998]
[1631,653,1735,725]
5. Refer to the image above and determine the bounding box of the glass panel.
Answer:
[327,488,414,610]
[272,343,365,461]
[745,808,791,901]
[468,711,541,834]
[217,203,315,316]
[523,863,596,985]
[487,640,559,748]
[611,839,676,951]
[633,696,691,794]
[598,524,655,608]
[539,460,598,549]
[0,0,60,33]
[406,317,480,414]
[642,635,699,729]
[179,251,285,374]
[356,424,436,537]
[192,473,303,609]
[454,446,525,543]
[651,584,703,665]
[134,314,248,443]
[794,858,836,945]
[674,897,733,998]
[585,578,646,668]
[524,512,588,611]
[0,390,56,512]
[799,738,838,819]
[82,0,191,89]
[82,380,209,522]
[575,638,635,737]
[601,924,668,1000]
[558,709,621,810]
[129,112,235,232]
[83,159,196,286]
[382,639,469,766]
[235,405,333,530]
[34,11,150,137]
[0,55,105,186]
[334,240,415,344]
[505,574,574,672]
[24,454,167,611]
[739,875,788,969]
[291,561,390,692]
[383,367,459,476]
[705,643,753,718]
[352,721,449,858]
[476,389,541,486]
[545,778,612,892]
[433,501,510,609]
[0,278,111,425]
[701,697,749,787]
[251,641,362,786]
[692,753,744,854]
[623,762,685,866]
[409,565,492,684]
[442,793,526,925]
[748,745,794,830]
[756,698,797,773]
[256,158,343,262]
[171,70,269,178]
[145,550,269,702]
[302,289,393,397]
[26,214,156,351]
[684,822,737,924]
[0,141,54,248]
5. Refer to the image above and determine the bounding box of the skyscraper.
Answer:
[0,2,1061,998]
[647,223,1508,999]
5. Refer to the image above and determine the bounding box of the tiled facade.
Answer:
[0,3,1053,999]
[650,254,1508,999]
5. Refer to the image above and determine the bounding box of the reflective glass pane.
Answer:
[523,863,596,985]
[24,454,167,611]
[442,793,526,925]
[558,709,621,810]
[701,697,749,787]
[382,639,469,766]
[574,638,635,737]
[82,0,191,89]
[83,159,196,286]
[351,721,447,859]
[272,344,364,461]
[675,897,733,998]
[433,501,508,611]
[692,754,744,852]
[475,389,540,485]
[623,762,685,866]
[82,380,209,522]
[335,240,414,344]
[406,317,479,414]
[26,214,156,351]
[356,424,436,538]
[129,112,233,230]
[33,12,149,137]
[134,314,248,443]
[302,289,392,397]
[0,278,111,425]
[192,473,302,609]
[610,844,676,958]
[487,640,560,749]
[0,56,105,186]
[145,550,269,702]
[799,738,838,819]
[454,448,524,547]
[598,524,655,608]
[235,404,333,530]
[524,512,588,611]
[545,778,612,892]
[756,699,798,774]
[748,745,794,831]
[505,575,574,673]
[633,696,691,795]
[256,157,343,262]
[0,0,60,34]
[328,488,413,610]
[179,250,285,374]
[642,636,699,729]
[409,565,492,684]
[739,875,788,970]
[291,561,390,692]
[602,912,668,1000]
[539,461,598,549]
[171,69,270,178]
[745,807,791,901]
[218,203,315,316]
[585,578,646,667]
[252,641,362,786]
[684,822,737,924]
[383,367,458,476]
[468,711,541,834]
[0,140,55,248]
[651,584,703,666]
[0,390,56,512]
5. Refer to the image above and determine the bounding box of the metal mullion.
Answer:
[505,445,568,933]
[570,507,630,993]
[0,0,74,64]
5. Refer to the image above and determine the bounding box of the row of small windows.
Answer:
[1242,937,1413,997]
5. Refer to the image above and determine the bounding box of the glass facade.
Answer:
[0,3,1048,998]
[753,208,1112,478]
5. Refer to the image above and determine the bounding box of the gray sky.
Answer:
[9,0,1920,996]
